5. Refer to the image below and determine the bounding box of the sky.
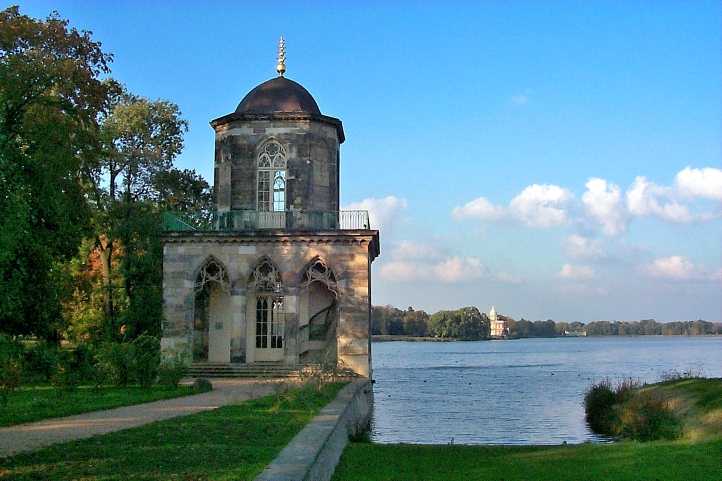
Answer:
[17,1,722,321]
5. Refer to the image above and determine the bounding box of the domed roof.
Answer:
[236,77,321,115]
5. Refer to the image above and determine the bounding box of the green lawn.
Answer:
[332,439,722,481]
[0,382,345,481]
[0,385,208,427]
[333,378,722,481]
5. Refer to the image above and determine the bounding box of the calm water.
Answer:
[369,336,722,445]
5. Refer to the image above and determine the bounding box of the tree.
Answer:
[0,7,113,338]
[83,90,188,338]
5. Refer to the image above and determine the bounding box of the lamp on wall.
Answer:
[273,281,284,309]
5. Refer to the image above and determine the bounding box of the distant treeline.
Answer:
[372,305,722,340]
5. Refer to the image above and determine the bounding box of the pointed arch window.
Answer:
[257,141,287,212]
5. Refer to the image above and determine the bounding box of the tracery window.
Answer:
[257,141,287,212]
[194,258,229,292]
[302,258,338,297]
[249,258,282,292]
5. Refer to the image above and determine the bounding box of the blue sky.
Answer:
[19,1,722,321]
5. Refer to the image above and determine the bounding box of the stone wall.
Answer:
[161,231,378,377]
[255,380,373,481]
[214,120,339,213]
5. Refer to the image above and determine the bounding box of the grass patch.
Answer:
[0,384,209,427]
[0,382,346,481]
[332,439,722,481]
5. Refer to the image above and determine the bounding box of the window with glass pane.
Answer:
[271,301,284,348]
[255,297,269,348]
[273,171,286,212]
[258,141,286,212]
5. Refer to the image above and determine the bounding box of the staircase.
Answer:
[186,362,310,378]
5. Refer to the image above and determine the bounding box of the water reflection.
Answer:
[370,336,722,444]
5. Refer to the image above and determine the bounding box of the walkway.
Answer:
[0,379,280,458]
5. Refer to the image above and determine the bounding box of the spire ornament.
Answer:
[276,36,286,77]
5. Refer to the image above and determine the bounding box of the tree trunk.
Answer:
[98,235,115,339]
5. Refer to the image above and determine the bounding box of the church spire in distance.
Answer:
[276,35,286,77]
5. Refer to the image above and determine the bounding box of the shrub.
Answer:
[50,361,81,394]
[132,334,160,388]
[617,390,681,441]
[158,351,187,388]
[23,342,59,382]
[584,379,617,435]
[0,335,23,406]
[97,342,133,387]
[70,343,98,382]
[192,378,212,392]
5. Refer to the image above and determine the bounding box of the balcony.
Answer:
[162,210,371,232]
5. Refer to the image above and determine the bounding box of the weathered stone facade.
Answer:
[161,73,379,377]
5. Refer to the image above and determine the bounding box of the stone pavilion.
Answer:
[160,38,380,377]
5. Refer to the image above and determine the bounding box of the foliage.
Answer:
[617,390,681,441]
[96,342,133,387]
[0,385,200,427]
[584,379,618,434]
[585,378,682,441]
[0,335,23,405]
[373,304,722,339]
[429,307,489,340]
[22,341,59,382]
[0,383,346,481]
[0,6,114,339]
[130,334,160,388]
[158,350,188,387]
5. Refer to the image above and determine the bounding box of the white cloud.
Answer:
[643,256,720,282]
[343,195,407,234]
[390,240,445,260]
[626,176,693,223]
[582,178,627,235]
[378,256,487,284]
[451,197,505,221]
[509,184,573,228]
[558,263,595,280]
[511,94,529,105]
[563,234,605,260]
[379,241,520,285]
[675,167,722,201]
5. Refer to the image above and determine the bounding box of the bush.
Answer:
[23,342,59,382]
[132,334,160,388]
[50,361,81,394]
[585,378,682,441]
[97,342,133,387]
[158,351,187,388]
[584,379,618,435]
[192,378,212,392]
[0,335,23,406]
[617,390,681,441]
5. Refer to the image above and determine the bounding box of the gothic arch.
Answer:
[300,256,338,297]
[248,256,283,292]
[193,256,229,292]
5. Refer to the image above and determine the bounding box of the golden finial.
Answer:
[276,36,286,77]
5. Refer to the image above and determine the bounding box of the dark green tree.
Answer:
[0,6,113,338]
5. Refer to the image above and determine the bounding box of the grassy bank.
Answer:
[333,378,722,481]
[0,382,345,481]
[0,385,208,427]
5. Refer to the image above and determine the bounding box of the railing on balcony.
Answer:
[162,210,371,232]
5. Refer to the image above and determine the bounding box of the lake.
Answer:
[369,336,722,445]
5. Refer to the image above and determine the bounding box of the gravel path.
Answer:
[0,379,281,458]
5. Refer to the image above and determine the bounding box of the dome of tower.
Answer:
[236,77,321,115]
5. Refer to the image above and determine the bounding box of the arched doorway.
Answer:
[300,258,338,365]
[247,257,285,363]
[193,258,231,363]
